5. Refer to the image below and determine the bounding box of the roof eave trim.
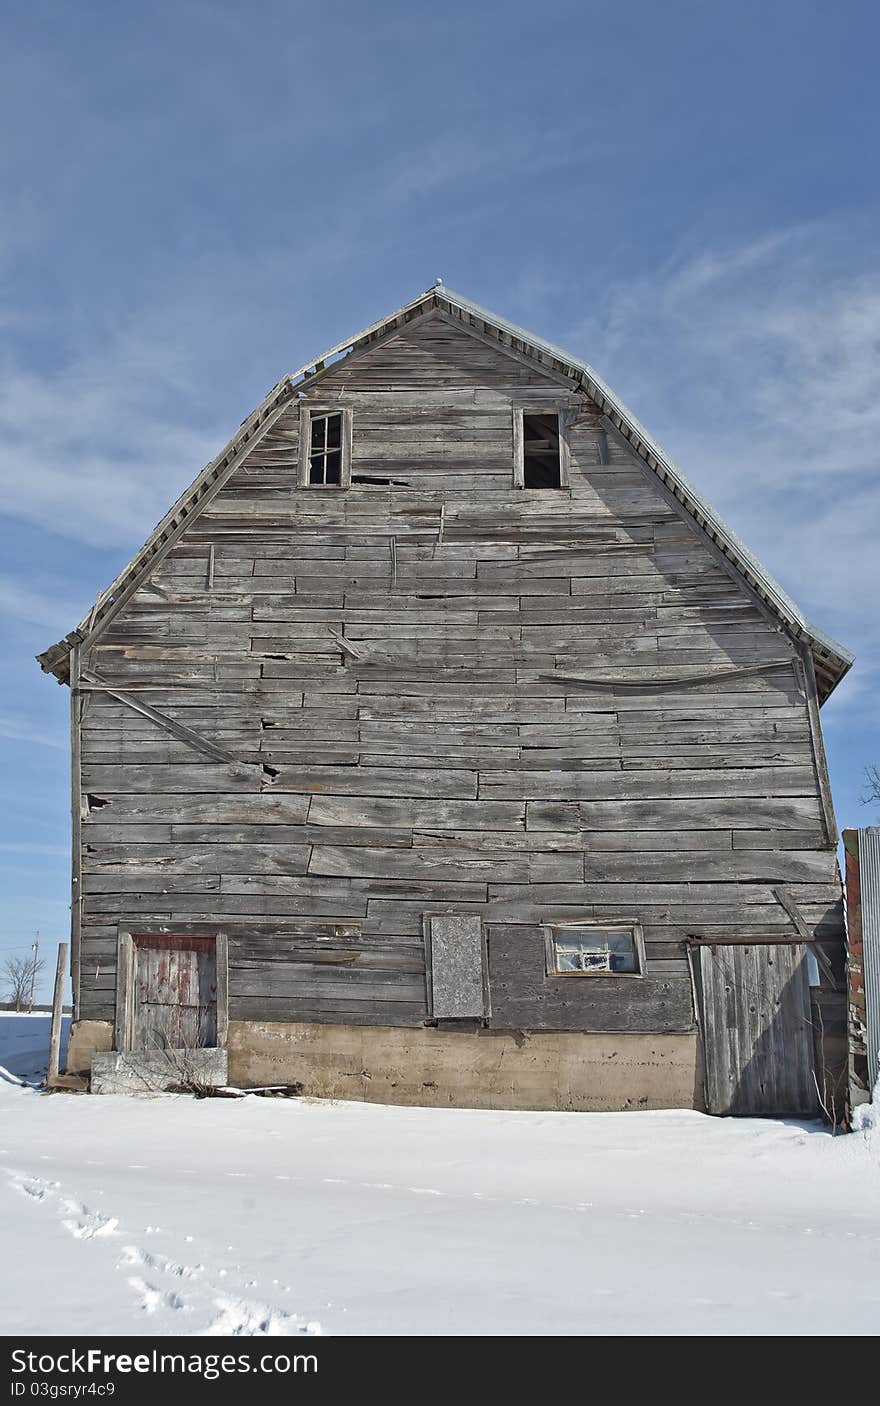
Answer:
[36,375,297,681]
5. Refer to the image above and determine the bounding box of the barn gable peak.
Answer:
[35,282,852,699]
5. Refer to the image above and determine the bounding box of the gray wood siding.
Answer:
[697,942,818,1115]
[75,313,844,1030]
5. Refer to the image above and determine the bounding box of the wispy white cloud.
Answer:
[0,110,593,555]
[0,336,222,549]
[579,222,880,485]
[0,715,67,750]
[0,574,95,633]
[565,222,880,708]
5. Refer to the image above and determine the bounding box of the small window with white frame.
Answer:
[513,408,570,489]
[544,922,645,977]
[299,406,352,488]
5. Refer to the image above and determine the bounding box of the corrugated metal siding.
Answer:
[857,828,880,1092]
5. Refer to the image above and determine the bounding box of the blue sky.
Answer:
[2,1,878,999]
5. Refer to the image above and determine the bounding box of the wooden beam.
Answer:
[327,627,366,662]
[81,670,251,768]
[687,933,812,946]
[538,660,795,692]
[47,942,69,1082]
[69,646,82,1019]
[773,885,842,990]
[798,646,838,845]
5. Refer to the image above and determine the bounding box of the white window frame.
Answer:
[512,406,571,490]
[543,920,646,979]
[299,404,353,489]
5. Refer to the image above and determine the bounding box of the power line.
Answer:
[0,940,60,953]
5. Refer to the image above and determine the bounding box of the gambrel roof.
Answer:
[37,282,853,699]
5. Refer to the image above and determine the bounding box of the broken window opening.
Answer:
[518,411,566,489]
[308,412,344,486]
[350,475,412,487]
[545,923,644,977]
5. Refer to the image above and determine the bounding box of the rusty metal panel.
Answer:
[857,828,880,1094]
[428,915,487,1020]
[698,943,816,1116]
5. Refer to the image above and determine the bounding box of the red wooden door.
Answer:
[132,936,217,1051]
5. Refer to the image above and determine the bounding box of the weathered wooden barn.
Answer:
[38,283,853,1114]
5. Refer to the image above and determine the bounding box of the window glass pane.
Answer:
[310,416,327,451]
[605,931,633,954]
[309,453,325,484]
[326,413,342,449]
[555,944,581,972]
[552,928,638,975]
[324,450,342,484]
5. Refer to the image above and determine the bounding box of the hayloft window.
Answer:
[299,406,352,489]
[310,412,342,484]
[513,409,569,489]
[544,923,644,977]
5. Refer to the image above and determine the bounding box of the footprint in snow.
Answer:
[10,1175,60,1201]
[6,1169,316,1337]
[127,1277,188,1315]
[121,1245,202,1280]
[60,1199,119,1240]
[203,1297,321,1338]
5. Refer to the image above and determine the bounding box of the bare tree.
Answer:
[2,954,45,1011]
[864,765,880,808]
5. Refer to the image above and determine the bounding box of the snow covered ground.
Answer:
[1,1011,878,1337]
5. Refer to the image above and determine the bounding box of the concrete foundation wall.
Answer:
[69,1017,702,1110]
[67,1019,113,1074]
[227,1020,703,1112]
[91,1048,228,1095]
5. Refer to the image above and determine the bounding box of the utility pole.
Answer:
[28,932,39,1012]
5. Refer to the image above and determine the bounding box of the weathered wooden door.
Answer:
[697,942,817,1117]
[132,935,217,1052]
